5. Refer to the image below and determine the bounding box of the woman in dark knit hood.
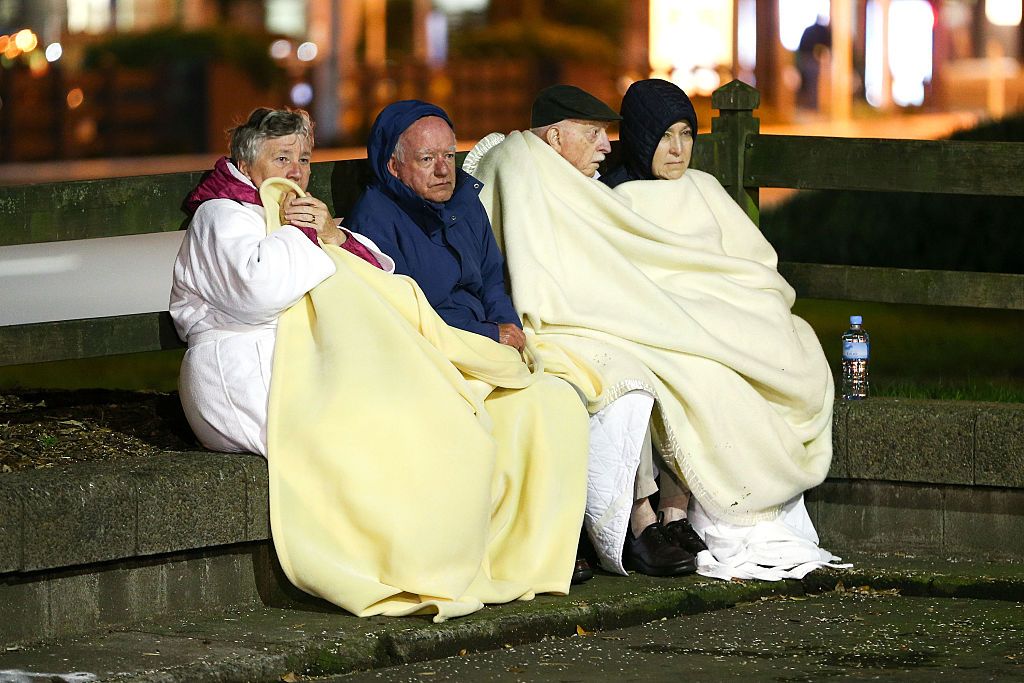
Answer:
[602,79,698,188]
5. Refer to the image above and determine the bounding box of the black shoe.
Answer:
[571,556,594,584]
[662,518,709,556]
[624,522,697,577]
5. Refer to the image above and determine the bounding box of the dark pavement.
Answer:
[330,591,1024,682]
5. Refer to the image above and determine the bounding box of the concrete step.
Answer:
[0,553,1021,683]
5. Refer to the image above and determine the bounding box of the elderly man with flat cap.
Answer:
[527,84,620,179]
[469,82,841,585]
[463,84,704,581]
[344,99,595,586]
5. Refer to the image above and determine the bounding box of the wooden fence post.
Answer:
[711,80,761,225]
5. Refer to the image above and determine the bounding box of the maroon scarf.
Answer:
[182,157,318,246]
[183,157,383,269]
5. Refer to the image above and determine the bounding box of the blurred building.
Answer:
[0,1,1021,163]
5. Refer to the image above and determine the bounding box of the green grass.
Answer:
[1,302,1022,403]
[795,299,1024,403]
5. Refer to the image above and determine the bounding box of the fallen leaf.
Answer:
[279,673,300,683]
[576,624,594,636]
[458,649,468,656]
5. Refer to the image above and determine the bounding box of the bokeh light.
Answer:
[296,42,318,62]
[74,118,98,144]
[986,0,1022,26]
[14,29,37,52]
[45,43,63,62]
[290,82,313,106]
[28,50,48,76]
[66,88,85,109]
[270,39,292,60]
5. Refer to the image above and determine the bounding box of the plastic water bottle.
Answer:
[841,315,870,400]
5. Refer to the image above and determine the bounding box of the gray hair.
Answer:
[229,108,314,167]
[392,128,410,163]
[530,124,555,140]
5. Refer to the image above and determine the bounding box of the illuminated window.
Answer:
[864,0,885,107]
[779,0,830,52]
[267,0,306,37]
[737,0,757,75]
[865,0,936,108]
[67,0,112,34]
[115,0,175,31]
[889,0,933,106]
[986,0,1022,26]
[649,0,733,96]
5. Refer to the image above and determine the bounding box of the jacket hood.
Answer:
[367,100,455,210]
[618,79,698,184]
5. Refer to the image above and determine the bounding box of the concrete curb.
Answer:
[2,554,1021,682]
[4,399,1022,578]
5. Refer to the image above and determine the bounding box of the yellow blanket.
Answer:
[474,132,834,525]
[259,178,588,621]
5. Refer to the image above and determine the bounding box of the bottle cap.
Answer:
[850,315,863,324]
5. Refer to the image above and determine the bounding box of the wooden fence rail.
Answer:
[0,79,1021,368]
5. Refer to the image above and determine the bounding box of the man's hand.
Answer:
[497,323,526,352]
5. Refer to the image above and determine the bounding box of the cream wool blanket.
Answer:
[259,178,588,622]
[474,131,834,525]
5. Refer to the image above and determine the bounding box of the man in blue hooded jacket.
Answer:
[346,100,594,584]
[345,100,525,351]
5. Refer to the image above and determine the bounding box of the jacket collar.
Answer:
[182,157,259,216]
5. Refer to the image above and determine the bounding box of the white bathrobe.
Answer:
[169,170,394,455]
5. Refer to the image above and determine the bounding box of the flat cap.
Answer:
[531,84,621,128]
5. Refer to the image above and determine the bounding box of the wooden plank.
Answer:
[0,142,730,249]
[0,312,184,367]
[779,262,1024,310]
[688,132,729,185]
[0,159,380,247]
[746,135,1024,196]
[0,173,202,246]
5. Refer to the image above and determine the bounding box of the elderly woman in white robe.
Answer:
[169,108,394,455]
[169,108,589,622]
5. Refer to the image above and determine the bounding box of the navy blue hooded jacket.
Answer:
[344,100,520,341]
[601,79,698,189]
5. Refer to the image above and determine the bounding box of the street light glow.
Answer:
[986,0,1022,26]
[14,29,38,52]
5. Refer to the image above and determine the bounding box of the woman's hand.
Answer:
[282,193,346,246]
